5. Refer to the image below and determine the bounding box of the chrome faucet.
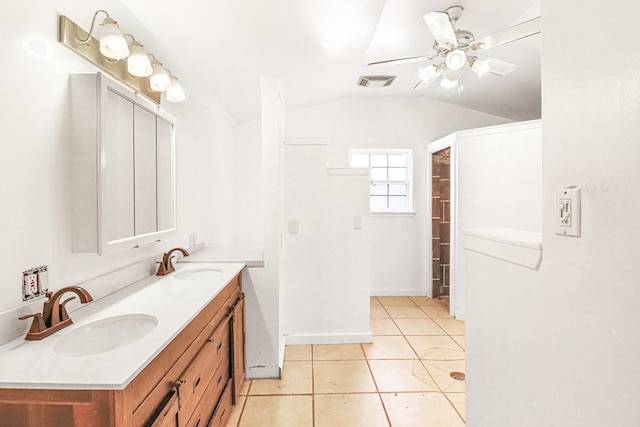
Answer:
[19,286,93,341]
[156,247,189,276]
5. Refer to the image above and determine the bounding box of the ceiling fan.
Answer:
[368,6,540,91]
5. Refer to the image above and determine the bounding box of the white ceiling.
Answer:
[121,0,541,122]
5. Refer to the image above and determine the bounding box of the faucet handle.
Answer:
[19,313,47,334]
[59,296,76,322]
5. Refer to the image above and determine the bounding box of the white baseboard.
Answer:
[284,332,374,346]
[370,289,427,296]
[247,365,281,380]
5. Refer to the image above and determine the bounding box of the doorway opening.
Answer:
[431,147,451,299]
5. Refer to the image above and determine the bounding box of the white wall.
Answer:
[0,2,237,338]
[282,142,372,344]
[466,1,640,425]
[284,97,511,295]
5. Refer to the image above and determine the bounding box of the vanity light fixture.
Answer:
[59,10,185,104]
[149,59,171,91]
[125,37,153,77]
[166,72,186,102]
[76,10,129,60]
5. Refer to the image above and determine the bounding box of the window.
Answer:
[350,149,413,213]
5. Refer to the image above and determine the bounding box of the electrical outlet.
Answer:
[22,266,48,301]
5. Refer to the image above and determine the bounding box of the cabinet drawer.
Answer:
[179,318,230,421]
[183,355,230,427]
[129,279,239,425]
[207,381,233,427]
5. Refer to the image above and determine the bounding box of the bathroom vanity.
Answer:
[0,263,245,427]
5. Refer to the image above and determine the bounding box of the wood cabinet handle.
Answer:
[217,341,223,351]
[194,376,201,391]
[217,375,223,385]
[194,419,200,427]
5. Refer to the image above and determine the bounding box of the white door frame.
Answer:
[426,134,457,317]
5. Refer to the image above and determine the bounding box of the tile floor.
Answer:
[227,296,465,427]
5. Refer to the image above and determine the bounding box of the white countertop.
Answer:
[0,262,245,390]
[181,247,264,267]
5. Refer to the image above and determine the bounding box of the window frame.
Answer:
[349,148,414,214]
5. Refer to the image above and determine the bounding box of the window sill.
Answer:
[370,211,416,218]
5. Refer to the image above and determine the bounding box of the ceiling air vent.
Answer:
[357,75,396,88]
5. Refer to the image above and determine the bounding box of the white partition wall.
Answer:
[427,120,542,319]
[281,139,372,345]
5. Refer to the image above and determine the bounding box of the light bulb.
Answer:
[166,76,186,102]
[149,61,170,91]
[99,17,129,59]
[445,49,466,71]
[441,69,460,89]
[127,42,152,77]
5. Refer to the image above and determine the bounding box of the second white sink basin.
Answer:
[53,313,158,357]
[173,268,224,281]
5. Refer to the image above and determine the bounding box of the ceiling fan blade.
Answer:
[484,57,518,76]
[423,11,457,48]
[368,55,434,67]
[470,16,540,52]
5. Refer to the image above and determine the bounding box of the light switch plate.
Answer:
[555,187,581,237]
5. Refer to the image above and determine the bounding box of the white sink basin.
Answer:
[53,314,158,357]
[173,268,224,281]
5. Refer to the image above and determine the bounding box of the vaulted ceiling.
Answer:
[121,0,541,122]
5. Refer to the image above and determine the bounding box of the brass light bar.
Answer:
[59,15,161,105]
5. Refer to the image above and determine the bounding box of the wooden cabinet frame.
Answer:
[0,273,245,427]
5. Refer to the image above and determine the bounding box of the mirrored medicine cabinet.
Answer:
[70,72,176,254]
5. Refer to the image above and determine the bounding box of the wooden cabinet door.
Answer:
[148,388,179,427]
[231,294,245,403]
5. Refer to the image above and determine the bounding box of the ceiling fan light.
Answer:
[441,69,460,89]
[419,65,438,83]
[166,76,186,102]
[99,17,129,59]
[445,49,467,70]
[149,61,171,91]
[127,41,152,77]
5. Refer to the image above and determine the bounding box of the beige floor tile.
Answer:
[434,318,466,335]
[313,344,365,360]
[420,304,453,318]
[377,296,415,306]
[452,335,466,350]
[226,394,246,427]
[314,393,390,427]
[250,361,312,395]
[238,395,313,427]
[238,379,252,396]
[369,359,439,392]
[406,336,465,361]
[446,392,466,421]
[370,305,390,319]
[313,360,377,393]
[394,318,447,336]
[385,305,429,319]
[380,392,464,427]
[285,344,312,361]
[362,336,416,359]
[370,297,381,306]
[423,360,466,393]
[409,296,442,306]
[370,318,402,335]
